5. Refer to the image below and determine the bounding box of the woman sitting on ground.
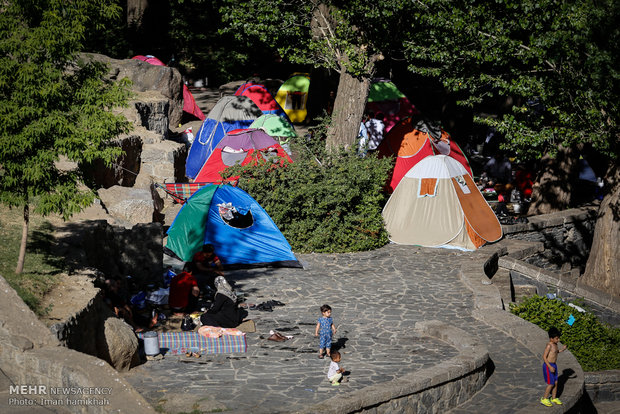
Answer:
[200,276,241,328]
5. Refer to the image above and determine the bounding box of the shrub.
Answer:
[221,120,393,253]
[510,295,620,371]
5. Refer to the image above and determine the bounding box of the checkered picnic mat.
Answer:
[137,331,247,355]
[160,182,210,203]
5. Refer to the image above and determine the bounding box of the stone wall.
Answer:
[297,321,490,414]
[54,220,163,287]
[0,276,154,413]
[585,370,620,403]
[497,206,620,313]
[502,207,597,270]
[499,255,620,313]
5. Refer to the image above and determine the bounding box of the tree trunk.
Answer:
[527,145,580,215]
[15,204,29,274]
[325,69,370,150]
[581,166,620,296]
[127,0,148,27]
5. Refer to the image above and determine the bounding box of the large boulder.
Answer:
[82,52,184,127]
[96,316,140,372]
[131,91,171,138]
[98,185,162,226]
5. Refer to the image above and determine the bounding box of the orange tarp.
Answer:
[451,175,502,243]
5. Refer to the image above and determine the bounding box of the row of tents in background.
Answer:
[133,56,501,269]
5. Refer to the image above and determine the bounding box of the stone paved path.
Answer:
[123,245,552,413]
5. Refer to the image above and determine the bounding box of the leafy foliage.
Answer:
[221,119,392,253]
[510,296,620,371]
[403,0,619,160]
[0,0,131,219]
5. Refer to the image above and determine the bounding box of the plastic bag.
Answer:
[163,268,176,287]
[182,127,194,145]
[146,288,169,305]
[130,291,147,309]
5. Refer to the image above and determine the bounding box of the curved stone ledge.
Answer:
[460,242,585,413]
[499,255,620,313]
[295,320,490,414]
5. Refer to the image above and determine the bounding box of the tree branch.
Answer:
[478,31,557,72]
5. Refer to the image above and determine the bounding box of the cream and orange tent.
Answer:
[382,155,502,250]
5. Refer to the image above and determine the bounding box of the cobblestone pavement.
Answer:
[123,244,551,413]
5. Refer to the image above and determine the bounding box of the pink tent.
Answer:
[132,55,205,121]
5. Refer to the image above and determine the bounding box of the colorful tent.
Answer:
[365,79,419,132]
[250,114,297,154]
[382,155,502,250]
[275,73,311,123]
[234,82,289,121]
[132,55,205,121]
[165,184,300,268]
[186,96,262,179]
[194,129,292,183]
[377,116,472,192]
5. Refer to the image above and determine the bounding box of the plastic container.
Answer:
[143,331,160,356]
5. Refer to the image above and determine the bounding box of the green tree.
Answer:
[0,0,131,274]
[401,0,619,294]
[403,0,618,161]
[220,0,408,148]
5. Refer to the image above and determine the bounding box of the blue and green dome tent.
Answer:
[165,184,300,269]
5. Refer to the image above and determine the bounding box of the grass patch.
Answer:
[0,204,64,315]
[510,295,620,371]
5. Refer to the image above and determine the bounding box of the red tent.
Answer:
[132,55,205,121]
[234,82,289,120]
[377,117,472,192]
[195,129,292,183]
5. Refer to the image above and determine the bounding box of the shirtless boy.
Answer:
[541,327,568,407]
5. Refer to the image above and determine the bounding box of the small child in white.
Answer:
[327,350,345,386]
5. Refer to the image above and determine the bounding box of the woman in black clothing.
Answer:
[200,276,241,328]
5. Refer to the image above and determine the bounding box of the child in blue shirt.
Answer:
[315,304,337,359]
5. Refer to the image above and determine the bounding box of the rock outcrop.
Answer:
[97,316,141,372]
[84,53,184,127]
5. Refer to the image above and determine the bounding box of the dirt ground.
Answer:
[38,273,99,327]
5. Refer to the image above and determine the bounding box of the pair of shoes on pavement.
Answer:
[540,397,562,407]
[250,303,273,312]
[267,331,288,342]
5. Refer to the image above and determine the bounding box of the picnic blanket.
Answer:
[158,182,210,204]
[137,331,247,355]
